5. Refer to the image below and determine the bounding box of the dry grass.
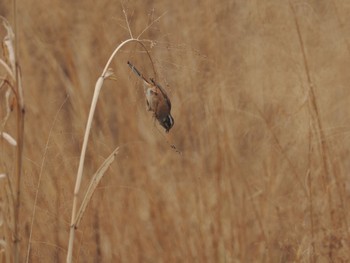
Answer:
[1,0,350,262]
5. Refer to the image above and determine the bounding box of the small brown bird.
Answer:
[127,61,174,132]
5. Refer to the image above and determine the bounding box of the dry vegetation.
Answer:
[1,0,350,262]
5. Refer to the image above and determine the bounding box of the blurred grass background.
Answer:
[1,0,350,262]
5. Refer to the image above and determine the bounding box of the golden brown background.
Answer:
[1,0,350,262]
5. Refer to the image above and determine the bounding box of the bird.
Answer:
[127,61,174,132]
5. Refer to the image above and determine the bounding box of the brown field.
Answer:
[1,1,350,262]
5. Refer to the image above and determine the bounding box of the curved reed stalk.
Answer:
[66,38,155,263]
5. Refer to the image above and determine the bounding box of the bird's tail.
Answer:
[127,61,150,84]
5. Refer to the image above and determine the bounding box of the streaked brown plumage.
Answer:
[128,61,174,132]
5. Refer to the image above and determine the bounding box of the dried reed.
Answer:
[66,9,158,263]
[0,15,24,263]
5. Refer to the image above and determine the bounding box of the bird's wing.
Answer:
[150,78,172,110]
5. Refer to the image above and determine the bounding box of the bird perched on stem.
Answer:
[127,61,174,132]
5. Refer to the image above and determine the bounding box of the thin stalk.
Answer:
[66,38,154,263]
[13,3,24,258]
[13,75,24,263]
[308,137,316,263]
[26,96,68,263]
